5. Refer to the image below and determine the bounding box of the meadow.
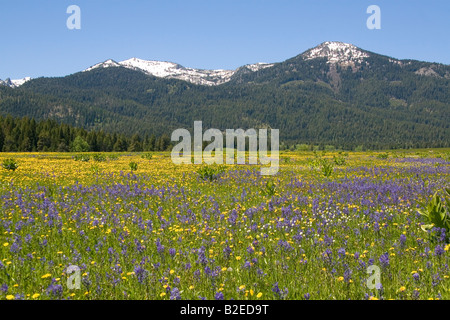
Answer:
[0,149,449,300]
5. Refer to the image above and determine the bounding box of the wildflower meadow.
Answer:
[0,149,449,300]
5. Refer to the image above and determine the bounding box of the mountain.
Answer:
[83,58,274,86]
[302,41,370,67]
[0,41,449,149]
[0,77,31,88]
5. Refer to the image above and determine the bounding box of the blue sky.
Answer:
[1,0,449,79]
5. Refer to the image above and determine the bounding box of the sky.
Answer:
[1,0,449,79]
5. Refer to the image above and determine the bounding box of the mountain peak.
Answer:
[302,41,369,66]
[119,58,183,77]
[0,77,31,88]
[84,59,121,72]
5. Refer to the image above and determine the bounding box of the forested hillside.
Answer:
[1,42,448,150]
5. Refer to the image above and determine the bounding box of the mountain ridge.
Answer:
[83,57,275,86]
[2,41,449,88]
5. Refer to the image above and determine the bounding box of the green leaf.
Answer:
[421,224,434,232]
[417,209,429,218]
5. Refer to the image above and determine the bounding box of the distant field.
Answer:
[0,149,449,300]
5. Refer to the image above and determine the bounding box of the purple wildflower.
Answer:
[46,283,63,298]
[134,265,147,284]
[156,238,165,254]
[337,248,346,259]
[434,245,445,256]
[228,209,238,225]
[170,287,181,300]
[0,284,8,293]
[215,292,224,300]
[322,248,332,263]
[272,282,288,299]
[277,240,293,251]
[399,234,406,247]
[223,245,232,258]
[379,253,389,268]
[343,268,352,283]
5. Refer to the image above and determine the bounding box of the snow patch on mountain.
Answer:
[11,77,32,87]
[0,77,31,88]
[303,41,370,66]
[388,58,403,66]
[119,58,236,86]
[84,59,121,72]
[242,62,275,72]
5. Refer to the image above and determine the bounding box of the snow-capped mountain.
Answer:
[81,41,372,85]
[302,41,370,67]
[119,58,235,86]
[83,58,274,86]
[2,41,446,89]
[0,77,31,88]
[84,59,121,72]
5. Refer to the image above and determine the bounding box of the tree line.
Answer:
[0,114,171,152]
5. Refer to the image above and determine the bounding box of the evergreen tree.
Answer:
[71,135,90,152]
[129,133,142,152]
